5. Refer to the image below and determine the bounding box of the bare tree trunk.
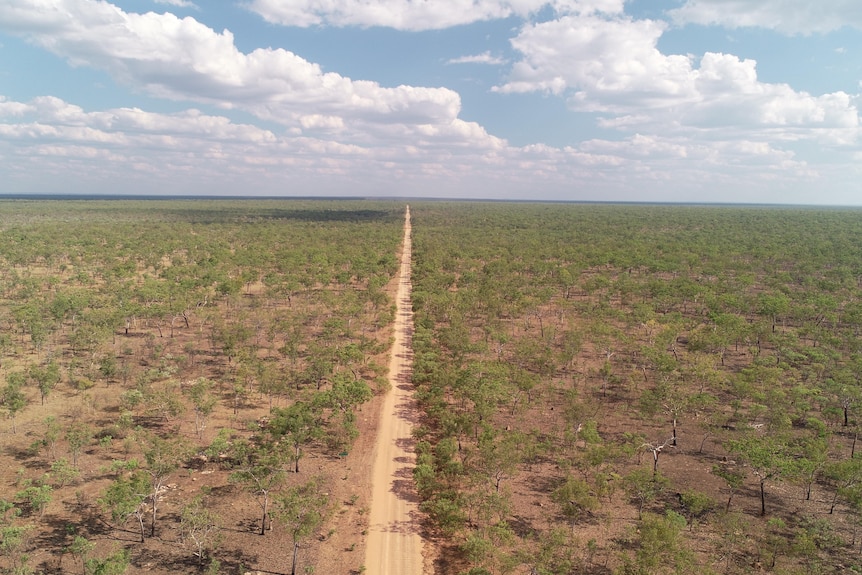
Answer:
[260,493,268,535]
[699,432,711,454]
[151,495,158,537]
[671,418,677,447]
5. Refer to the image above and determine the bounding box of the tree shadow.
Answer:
[4,445,47,467]
[161,206,395,225]
[132,544,220,573]
[214,547,272,575]
[391,466,420,505]
[527,473,561,496]
[508,514,538,538]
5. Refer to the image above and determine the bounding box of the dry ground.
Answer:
[0,281,404,574]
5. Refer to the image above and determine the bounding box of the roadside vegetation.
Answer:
[4,198,862,575]
[0,199,402,575]
[409,202,862,575]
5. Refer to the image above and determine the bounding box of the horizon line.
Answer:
[0,193,860,209]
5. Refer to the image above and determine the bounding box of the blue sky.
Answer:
[0,0,860,204]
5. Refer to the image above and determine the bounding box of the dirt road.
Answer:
[364,206,424,575]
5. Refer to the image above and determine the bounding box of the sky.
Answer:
[0,0,861,204]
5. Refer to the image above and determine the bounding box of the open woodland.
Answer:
[0,200,404,575]
[409,203,862,575]
[3,200,862,575]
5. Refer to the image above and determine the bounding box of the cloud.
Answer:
[0,96,278,145]
[669,0,862,35]
[1,2,859,203]
[154,0,197,8]
[0,0,462,132]
[245,0,625,31]
[497,15,696,107]
[496,14,860,144]
[0,94,838,203]
[0,95,512,193]
[447,51,506,66]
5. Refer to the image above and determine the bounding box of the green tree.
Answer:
[66,535,95,575]
[184,378,217,438]
[729,434,793,516]
[757,292,790,334]
[825,456,862,515]
[789,436,829,502]
[317,373,373,449]
[143,436,187,537]
[474,430,523,493]
[229,443,286,535]
[712,464,745,512]
[520,527,576,575]
[98,356,118,385]
[43,416,61,460]
[65,423,93,468]
[551,474,598,531]
[84,547,131,575]
[275,478,330,575]
[50,458,81,488]
[256,361,286,410]
[623,469,669,520]
[0,500,20,526]
[619,511,692,575]
[15,484,52,519]
[179,495,221,565]
[144,382,185,422]
[99,471,150,542]
[28,361,60,405]
[269,401,323,473]
[0,523,33,575]
[678,490,716,531]
[760,517,789,571]
[2,373,28,434]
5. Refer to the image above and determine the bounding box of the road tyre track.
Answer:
[364,206,423,574]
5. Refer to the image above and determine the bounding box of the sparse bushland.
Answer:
[409,202,862,574]
[6,199,862,574]
[0,199,402,574]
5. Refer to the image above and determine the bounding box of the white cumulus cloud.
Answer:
[496,14,860,144]
[1,1,859,203]
[245,0,625,31]
[0,95,513,197]
[0,0,462,133]
[447,51,506,66]
[669,0,862,35]
[154,0,197,8]
[2,93,829,202]
[497,15,696,108]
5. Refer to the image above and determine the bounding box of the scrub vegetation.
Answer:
[3,199,862,575]
[409,202,862,575]
[0,199,402,575]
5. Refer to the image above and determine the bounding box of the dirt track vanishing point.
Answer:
[364,206,424,574]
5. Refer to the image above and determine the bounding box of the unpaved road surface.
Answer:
[364,206,424,575]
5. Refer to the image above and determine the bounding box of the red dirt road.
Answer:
[363,206,424,575]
